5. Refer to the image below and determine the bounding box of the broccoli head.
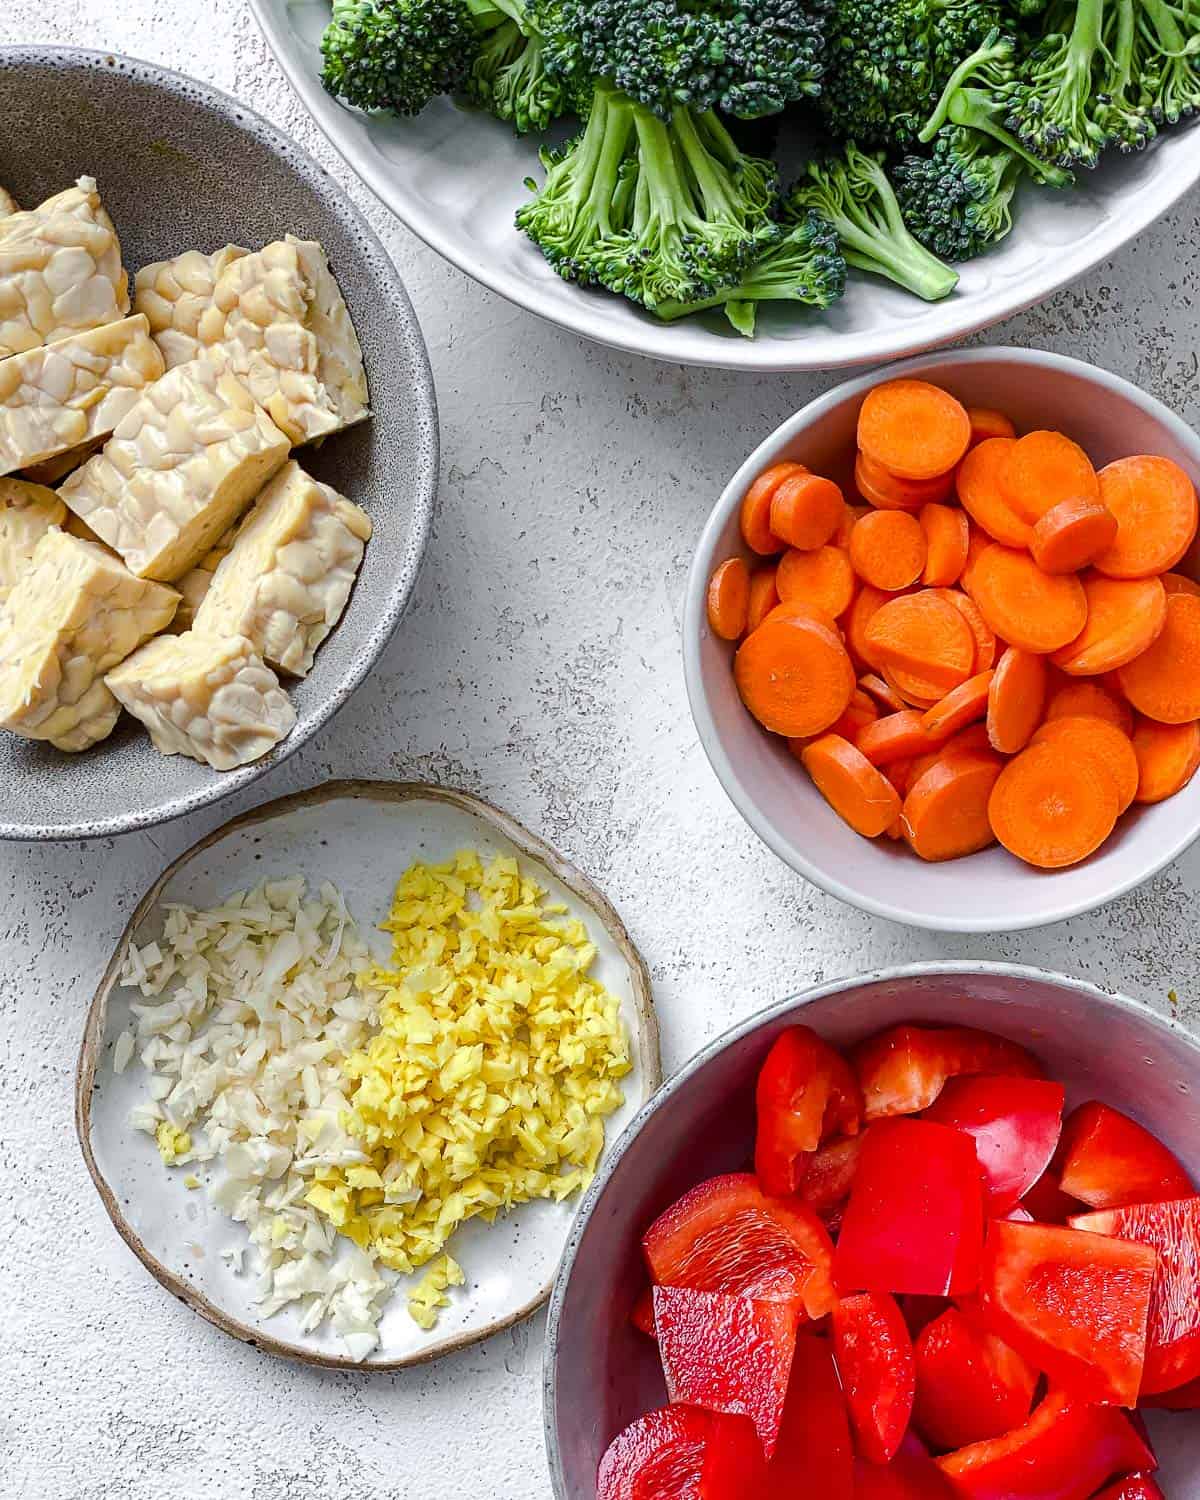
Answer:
[1131,0,1200,127]
[1000,0,1118,167]
[466,10,575,132]
[896,129,1035,259]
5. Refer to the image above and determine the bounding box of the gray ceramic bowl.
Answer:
[544,963,1200,1496]
[0,48,438,840]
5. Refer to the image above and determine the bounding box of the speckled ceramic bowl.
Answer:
[544,963,1200,1497]
[0,48,438,840]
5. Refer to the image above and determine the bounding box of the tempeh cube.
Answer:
[0,477,66,602]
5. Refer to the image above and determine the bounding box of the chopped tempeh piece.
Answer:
[22,434,106,485]
[106,631,296,770]
[133,244,248,368]
[58,357,291,582]
[0,477,66,602]
[0,176,129,356]
[194,459,371,676]
[0,188,18,218]
[0,314,164,475]
[169,527,238,632]
[0,530,178,751]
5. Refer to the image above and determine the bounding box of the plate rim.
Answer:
[75,777,661,1371]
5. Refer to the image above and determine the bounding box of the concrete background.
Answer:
[2,3,1199,1497]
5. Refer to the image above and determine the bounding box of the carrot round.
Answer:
[959,524,992,598]
[939,589,996,672]
[1095,455,1198,580]
[1004,430,1099,524]
[970,545,1087,653]
[1131,717,1200,804]
[849,510,927,591]
[833,688,879,740]
[846,585,895,669]
[865,591,975,692]
[1032,715,1139,813]
[883,664,941,708]
[902,751,1003,861]
[988,744,1120,869]
[1045,680,1133,737]
[858,673,906,714]
[967,407,1017,446]
[856,709,946,766]
[734,611,855,737]
[801,734,902,838]
[1051,573,1167,676]
[902,724,993,796]
[1030,498,1118,574]
[1118,592,1200,723]
[921,669,994,738]
[706,557,751,640]
[920,503,970,587]
[956,438,1031,549]
[770,471,847,551]
[854,451,954,511]
[834,504,868,549]
[857,379,971,481]
[1162,571,1200,597]
[987,646,1047,754]
[777,545,857,620]
[746,566,780,633]
[741,462,804,554]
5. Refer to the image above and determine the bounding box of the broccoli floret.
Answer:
[1093,0,1159,149]
[1132,0,1200,126]
[785,145,959,301]
[652,210,847,334]
[466,12,573,132]
[1001,0,1115,167]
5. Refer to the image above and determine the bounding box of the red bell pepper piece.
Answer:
[597,1405,766,1500]
[855,1454,959,1499]
[832,1292,915,1463]
[852,1024,1042,1121]
[834,1119,985,1297]
[923,1076,1065,1212]
[642,1172,836,1317]
[1056,1102,1194,1210]
[1141,1370,1200,1408]
[978,1220,1156,1406]
[1021,1167,1086,1224]
[913,1305,1037,1450]
[653,1287,801,1459]
[755,1025,863,1196]
[630,1285,656,1338]
[800,1132,865,1225]
[1071,1195,1200,1394]
[901,1294,952,1338]
[1092,1478,1166,1500]
[767,1333,855,1495]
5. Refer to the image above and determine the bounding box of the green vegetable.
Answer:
[1001,0,1122,168]
[467,8,574,132]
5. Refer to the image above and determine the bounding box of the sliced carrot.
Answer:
[858,673,905,714]
[987,741,1119,869]
[1131,717,1200,804]
[920,503,970,587]
[967,407,1017,446]
[1095,455,1199,579]
[1030,498,1118,574]
[740,461,804,554]
[921,669,994,738]
[864,591,975,692]
[1032,715,1139,813]
[883,664,941,707]
[845,585,894,669]
[706,557,750,640]
[956,438,1031,549]
[770,471,847,551]
[734,611,855,737]
[970,545,1087,653]
[777,545,857,620]
[1163,572,1200,597]
[902,724,993,797]
[856,709,946,766]
[960,524,992,598]
[939,589,996,672]
[1051,573,1167,676]
[854,450,954,511]
[1004,430,1100,523]
[849,510,927,591]
[788,690,877,754]
[1045,680,1133,738]
[886,756,920,796]
[942,722,994,759]
[834,503,869,549]
[857,379,971,481]
[746,565,780,633]
[1118,592,1200,723]
[987,647,1047,754]
[801,734,902,838]
[902,752,1003,861]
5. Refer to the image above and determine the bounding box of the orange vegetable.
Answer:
[746,566,780,633]
[1131,718,1200,804]
[988,741,1120,869]
[1029,498,1118,574]
[740,462,804,554]
[865,591,975,692]
[920,503,970,587]
[1118,592,1200,723]
[833,689,880,740]
[834,504,869,549]
[706,557,751,640]
[883,664,942,707]
[1051,573,1167,676]
[846,585,894,670]
[956,439,1032,549]
[1004,430,1099,523]
[856,709,946,766]
[777,545,857,620]
[922,670,995,738]
[854,450,954,511]
[967,407,1017,446]
[940,589,996,672]
[942,722,994,759]
[1045,681,1133,738]
[902,752,1003,861]
[969,545,1087,654]
[959,525,993,598]
[770,471,847,551]
[987,647,1047,754]
[734,611,855,737]
[1095,455,1199,579]
[858,673,906,714]
[1032,715,1139,813]
[801,734,902,838]
[850,510,927,591]
[1162,572,1200,598]
[857,379,971,481]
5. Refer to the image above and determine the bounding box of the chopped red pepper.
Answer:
[1020,1167,1086,1224]
[1141,1371,1200,1409]
[767,1333,855,1495]
[913,1305,1037,1450]
[832,1292,915,1464]
[755,1025,863,1196]
[923,1075,1065,1211]
[901,1294,953,1339]
[630,1285,656,1338]
[1091,1477,1166,1500]
[854,1453,959,1499]
[852,1024,1042,1121]
[1056,1102,1194,1210]
[800,1132,865,1225]
[596,1405,766,1500]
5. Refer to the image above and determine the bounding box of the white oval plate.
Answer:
[250,0,1200,372]
[76,781,660,1369]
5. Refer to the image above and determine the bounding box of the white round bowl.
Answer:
[250,0,1200,373]
[683,346,1200,932]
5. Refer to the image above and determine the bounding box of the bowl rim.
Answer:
[0,45,439,843]
[541,959,1190,1497]
[682,344,1200,932]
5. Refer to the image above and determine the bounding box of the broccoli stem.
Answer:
[919,31,1014,140]
[940,89,1075,184]
[1022,0,1109,165]
[835,155,960,301]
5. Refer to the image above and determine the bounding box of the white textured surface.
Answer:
[0,4,1199,1499]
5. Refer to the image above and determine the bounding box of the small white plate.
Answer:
[76,780,660,1369]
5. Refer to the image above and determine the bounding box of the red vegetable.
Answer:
[912,1306,1037,1451]
[754,1025,863,1196]
[853,1024,1042,1120]
[978,1219,1157,1405]
[834,1118,985,1297]
[800,1133,864,1225]
[630,1286,656,1338]
[832,1292,915,1464]
[642,1173,836,1317]
[1020,1167,1085,1225]
[1141,1371,1200,1409]
[923,1075,1065,1212]
[767,1334,855,1495]
[596,1405,765,1500]
[1071,1195,1200,1394]
[854,1453,958,1499]
[1092,1477,1166,1500]
[1057,1101,1194,1209]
